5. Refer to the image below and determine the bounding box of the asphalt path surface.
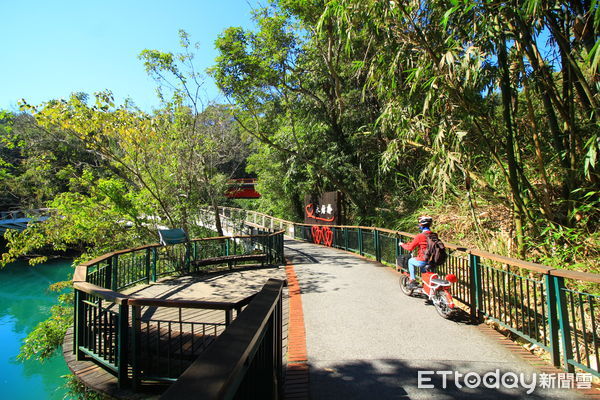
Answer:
[285,239,582,399]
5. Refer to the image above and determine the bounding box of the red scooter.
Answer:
[398,265,458,319]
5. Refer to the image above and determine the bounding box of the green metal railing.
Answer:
[78,233,285,292]
[297,223,599,375]
[215,206,600,378]
[552,278,600,376]
[73,230,285,390]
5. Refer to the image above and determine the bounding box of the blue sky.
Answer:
[0,0,259,112]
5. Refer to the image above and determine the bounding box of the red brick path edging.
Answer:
[284,262,310,400]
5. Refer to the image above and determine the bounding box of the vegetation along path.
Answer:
[285,240,585,400]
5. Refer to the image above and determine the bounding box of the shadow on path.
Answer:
[124,266,286,301]
[311,358,564,400]
[285,245,321,264]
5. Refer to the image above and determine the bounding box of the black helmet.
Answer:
[418,215,433,227]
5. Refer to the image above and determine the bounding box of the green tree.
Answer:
[211,4,398,221]
[0,108,108,210]
[4,33,250,365]
[214,0,599,266]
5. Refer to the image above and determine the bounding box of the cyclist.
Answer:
[400,216,433,288]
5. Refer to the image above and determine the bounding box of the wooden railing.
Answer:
[74,282,259,389]
[72,230,285,390]
[217,206,600,378]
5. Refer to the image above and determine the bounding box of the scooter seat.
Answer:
[431,278,451,286]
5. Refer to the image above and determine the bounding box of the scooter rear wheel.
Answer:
[433,291,455,319]
[399,275,414,296]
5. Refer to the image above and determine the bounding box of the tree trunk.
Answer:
[498,35,525,256]
[524,82,553,220]
[212,200,224,236]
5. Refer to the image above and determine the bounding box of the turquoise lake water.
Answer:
[0,259,72,399]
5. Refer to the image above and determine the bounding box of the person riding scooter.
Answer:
[400,216,433,288]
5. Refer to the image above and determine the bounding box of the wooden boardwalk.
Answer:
[65,266,288,399]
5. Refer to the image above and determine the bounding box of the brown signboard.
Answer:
[304,191,343,225]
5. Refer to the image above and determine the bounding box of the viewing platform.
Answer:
[65,267,287,398]
[66,230,287,399]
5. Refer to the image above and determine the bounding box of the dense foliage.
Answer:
[1,33,249,266]
[212,0,599,273]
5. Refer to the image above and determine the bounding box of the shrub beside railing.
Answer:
[216,206,600,378]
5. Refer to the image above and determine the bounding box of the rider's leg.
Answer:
[408,258,427,280]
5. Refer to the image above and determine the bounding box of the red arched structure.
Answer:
[225,178,261,199]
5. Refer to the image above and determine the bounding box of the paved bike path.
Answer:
[285,240,582,399]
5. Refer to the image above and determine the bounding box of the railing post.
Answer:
[280,233,285,264]
[270,234,274,264]
[545,274,562,368]
[268,235,273,265]
[110,255,119,291]
[117,301,130,388]
[74,289,86,360]
[395,236,400,259]
[344,227,349,251]
[131,304,141,391]
[185,242,191,273]
[358,228,364,256]
[469,252,482,320]
[554,275,575,373]
[224,238,232,269]
[279,233,283,263]
[145,248,151,284]
[225,309,234,326]
[374,230,381,262]
[151,248,157,282]
[73,289,78,355]
[274,233,279,263]
[105,258,113,289]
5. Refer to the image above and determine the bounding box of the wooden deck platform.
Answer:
[64,266,289,399]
